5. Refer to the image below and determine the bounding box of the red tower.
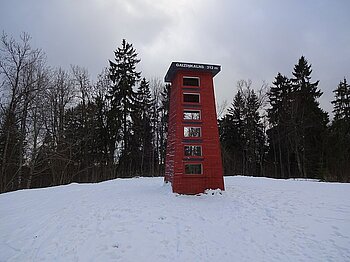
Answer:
[164,62,225,194]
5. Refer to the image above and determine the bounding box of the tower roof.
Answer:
[164,62,221,82]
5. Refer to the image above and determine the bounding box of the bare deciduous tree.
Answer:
[0,32,45,192]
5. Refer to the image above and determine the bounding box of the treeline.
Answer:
[0,33,349,193]
[220,57,350,182]
[0,33,170,193]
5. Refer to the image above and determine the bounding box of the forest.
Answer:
[0,32,349,193]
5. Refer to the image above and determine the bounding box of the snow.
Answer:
[1,176,350,261]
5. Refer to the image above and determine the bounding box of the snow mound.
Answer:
[1,176,349,261]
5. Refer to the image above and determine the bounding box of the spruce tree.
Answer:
[94,70,113,167]
[219,81,265,176]
[244,89,265,176]
[158,83,170,174]
[107,39,141,176]
[219,89,245,175]
[289,56,328,178]
[327,78,350,182]
[267,57,328,179]
[108,39,140,152]
[130,78,154,176]
[267,73,292,178]
[332,78,350,121]
[267,73,292,126]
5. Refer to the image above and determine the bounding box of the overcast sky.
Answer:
[1,0,349,114]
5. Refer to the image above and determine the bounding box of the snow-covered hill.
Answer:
[1,176,349,261]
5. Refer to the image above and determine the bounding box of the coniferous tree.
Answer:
[220,89,245,174]
[158,83,171,175]
[244,89,266,176]
[332,78,350,121]
[130,78,154,176]
[219,80,265,176]
[107,39,141,177]
[290,56,328,178]
[267,73,292,178]
[327,78,350,182]
[93,69,115,179]
[267,57,328,179]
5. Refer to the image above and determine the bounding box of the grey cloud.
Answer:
[1,0,349,114]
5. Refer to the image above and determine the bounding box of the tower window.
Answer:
[183,110,201,120]
[185,164,202,174]
[184,145,202,156]
[184,127,201,137]
[183,93,200,103]
[183,77,199,87]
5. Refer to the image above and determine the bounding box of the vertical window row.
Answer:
[182,76,203,175]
